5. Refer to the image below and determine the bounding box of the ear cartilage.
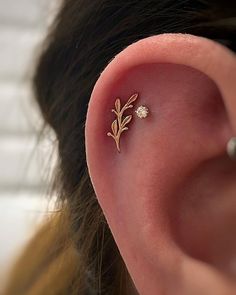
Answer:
[135,105,149,119]
[107,93,139,153]
[227,137,236,160]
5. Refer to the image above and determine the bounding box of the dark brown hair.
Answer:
[4,1,236,294]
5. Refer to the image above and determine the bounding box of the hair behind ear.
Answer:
[3,211,78,294]
[4,192,131,295]
[3,0,236,294]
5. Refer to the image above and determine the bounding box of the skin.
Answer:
[85,34,236,295]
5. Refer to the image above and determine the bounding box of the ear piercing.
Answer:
[107,93,149,152]
[107,97,236,158]
[107,93,139,152]
[135,105,149,119]
[227,137,236,160]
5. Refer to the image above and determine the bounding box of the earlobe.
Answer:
[85,33,236,295]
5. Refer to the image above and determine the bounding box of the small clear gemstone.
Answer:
[135,105,149,119]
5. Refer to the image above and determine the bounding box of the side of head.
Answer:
[4,1,236,294]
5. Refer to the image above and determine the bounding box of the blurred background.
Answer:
[0,0,59,289]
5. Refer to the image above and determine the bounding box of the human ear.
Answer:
[85,33,236,295]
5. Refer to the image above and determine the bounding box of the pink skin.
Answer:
[85,34,236,295]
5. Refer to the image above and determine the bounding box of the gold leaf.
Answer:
[125,104,133,109]
[111,109,118,115]
[107,132,113,137]
[122,115,132,127]
[111,119,118,135]
[122,127,128,132]
[115,98,121,112]
[127,93,138,105]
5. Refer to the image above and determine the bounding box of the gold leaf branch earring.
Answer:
[107,93,139,152]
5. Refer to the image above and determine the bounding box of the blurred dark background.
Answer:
[0,0,58,289]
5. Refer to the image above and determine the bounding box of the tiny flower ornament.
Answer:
[135,105,149,119]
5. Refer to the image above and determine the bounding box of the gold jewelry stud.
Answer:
[227,137,236,160]
[135,105,149,119]
[107,93,139,152]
